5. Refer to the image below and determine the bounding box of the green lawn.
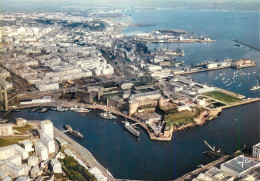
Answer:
[164,111,194,125]
[0,137,27,147]
[13,124,33,133]
[204,91,241,104]
[60,156,97,181]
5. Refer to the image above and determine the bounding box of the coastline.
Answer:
[4,97,259,142]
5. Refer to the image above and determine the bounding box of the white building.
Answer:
[50,159,62,173]
[40,133,55,154]
[41,119,54,139]
[36,82,59,92]
[15,176,30,181]
[35,142,48,161]
[220,155,260,178]
[21,140,34,152]
[20,96,52,105]
[0,124,13,136]
[89,167,107,181]
[0,155,30,179]
[0,144,29,161]
[253,143,260,159]
[28,156,39,167]
[206,62,218,69]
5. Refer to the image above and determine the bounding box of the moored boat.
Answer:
[98,111,117,120]
[122,120,140,137]
[64,124,83,139]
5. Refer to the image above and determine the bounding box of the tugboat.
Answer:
[98,111,117,120]
[203,140,224,158]
[64,124,83,139]
[121,120,140,137]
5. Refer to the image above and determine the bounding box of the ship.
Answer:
[203,140,224,158]
[70,106,90,113]
[98,111,117,120]
[64,124,83,139]
[121,120,140,137]
[250,76,260,91]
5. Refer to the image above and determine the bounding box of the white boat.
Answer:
[250,77,260,91]
[70,106,91,113]
[98,111,117,120]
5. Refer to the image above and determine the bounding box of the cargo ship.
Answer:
[98,111,117,120]
[64,124,83,139]
[122,120,140,137]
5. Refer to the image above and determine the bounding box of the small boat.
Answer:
[38,107,48,113]
[12,109,21,112]
[98,111,117,120]
[122,120,140,137]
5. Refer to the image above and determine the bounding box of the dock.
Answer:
[233,39,260,52]
[175,155,232,181]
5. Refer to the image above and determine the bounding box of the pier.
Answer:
[233,39,260,52]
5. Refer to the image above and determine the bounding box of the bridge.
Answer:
[233,39,260,52]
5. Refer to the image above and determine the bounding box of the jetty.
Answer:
[233,39,260,52]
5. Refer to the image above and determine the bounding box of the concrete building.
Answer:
[0,144,29,161]
[253,143,260,159]
[20,96,52,105]
[3,176,12,181]
[30,166,41,178]
[21,140,34,152]
[0,124,13,136]
[36,82,59,91]
[28,156,39,167]
[40,133,55,154]
[129,91,161,102]
[220,155,260,178]
[15,176,30,181]
[41,119,54,139]
[35,142,48,161]
[0,155,30,179]
[50,159,62,173]
[241,167,260,181]
[16,118,27,127]
[64,149,76,159]
[89,167,107,181]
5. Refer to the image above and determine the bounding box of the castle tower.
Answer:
[128,101,139,116]
[158,97,164,108]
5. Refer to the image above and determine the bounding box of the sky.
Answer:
[3,0,259,11]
